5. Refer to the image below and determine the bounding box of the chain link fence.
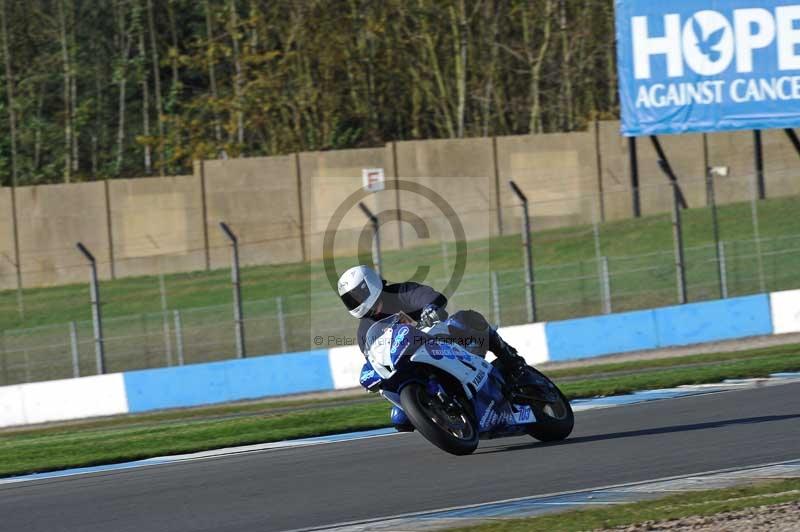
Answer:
[2,175,800,386]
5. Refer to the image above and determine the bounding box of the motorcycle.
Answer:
[362,311,574,455]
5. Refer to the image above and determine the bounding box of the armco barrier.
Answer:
[1,290,798,427]
[546,294,773,362]
[0,374,128,427]
[770,289,800,334]
[545,308,659,361]
[653,295,772,348]
[123,350,333,412]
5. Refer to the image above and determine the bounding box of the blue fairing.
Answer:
[359,362,381,390]
[389,324,426,366]
[367,315,538,438]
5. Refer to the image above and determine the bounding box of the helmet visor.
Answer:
[340,280,373,312]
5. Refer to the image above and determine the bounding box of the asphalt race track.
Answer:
[2,382,799,532]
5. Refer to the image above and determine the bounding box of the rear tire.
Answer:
[521,369,574,442]
[400,383,479,456]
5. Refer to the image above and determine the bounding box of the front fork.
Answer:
[426,375,468,417]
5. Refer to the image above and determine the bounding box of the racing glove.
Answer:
[418,304,448,328]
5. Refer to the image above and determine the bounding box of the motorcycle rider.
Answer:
[337,264,527,432]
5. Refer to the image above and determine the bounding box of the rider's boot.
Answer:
[488,329,527,383]
[391,406,415,432]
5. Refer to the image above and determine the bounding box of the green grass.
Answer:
[450,479,800,532]
[547,342,800,379]
[1,343,798,479]
[2,194,800,384]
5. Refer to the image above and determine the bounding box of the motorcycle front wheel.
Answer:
[400,382,479,456]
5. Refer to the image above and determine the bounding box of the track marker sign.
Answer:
[616,1,800,135]
[362,168,385,192]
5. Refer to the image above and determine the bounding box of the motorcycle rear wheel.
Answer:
[520,368,574,442]
[400,383,479,456]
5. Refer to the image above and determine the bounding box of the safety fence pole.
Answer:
[490,271,501,327]
[718,241,728,299]
[670,181,688,304]
[219,222,246,358]
[0,331,6,385]
[159,273,173,365]
[69,321,80,378]
[754,130,766,200]
[509,180,537,322]
[749,183,767,294]
[600,256,612,315]
[276,296,288,353]
[706,167,725,298]
[173,310,185,365]
[76,242,106,374]
[358,202,382,276]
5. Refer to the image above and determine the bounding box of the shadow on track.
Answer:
[476,414,800,455]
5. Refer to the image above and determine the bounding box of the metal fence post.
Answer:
[76,242,106,374]
[358,202,382,276]
[276,296,288,353]
[668,181,688,304]
[69,321,80,378]
[0,331,6,385]
[591,204,607,313]
[754,130,766,199]
[219,222,246,358]
[706,167,725,298]
[749,182,767,293]
[600,256,612,314]
[159,273,173,366]
[718,241,729,299]
[173,310,185,365]
[490,271,501,326]
[441,241,449,278]
[509,181,537,322]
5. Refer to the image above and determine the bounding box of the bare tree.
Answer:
[228,0,244,145]
[559,0,573,130]
[0,0,17,187]
[138,13,152,174]
[204,0,222,143]
[524,0,553,134]
[57,0,72,182]
[146,0,165,175]
[114,0,133,175]
[452,0,467,138]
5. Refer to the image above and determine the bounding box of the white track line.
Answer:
[288,458,800,532]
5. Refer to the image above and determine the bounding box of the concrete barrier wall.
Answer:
[4,120,800,289]
[771,289,800,334]
[496,132,600,232]
[204,157,303,268]
[109,175,205,277]
[545,294,772,361]
[123,350,333,412]
[16,182,112,286]
[0,188,16,290]
[395,137,498,244]
[0,374,128,427]
[299,146,399,261]
[4,288,799,427]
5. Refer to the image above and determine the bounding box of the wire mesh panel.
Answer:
[2,174,800,386]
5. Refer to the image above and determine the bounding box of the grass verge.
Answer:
[0,343,798,479]
[449,479,800,532]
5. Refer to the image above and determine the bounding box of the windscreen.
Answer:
[365,314,401,360]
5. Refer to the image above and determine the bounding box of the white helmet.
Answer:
[338,265,383,318]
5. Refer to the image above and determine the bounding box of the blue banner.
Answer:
[617,0,800,136]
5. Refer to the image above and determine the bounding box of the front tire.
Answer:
[400,383,479,456]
